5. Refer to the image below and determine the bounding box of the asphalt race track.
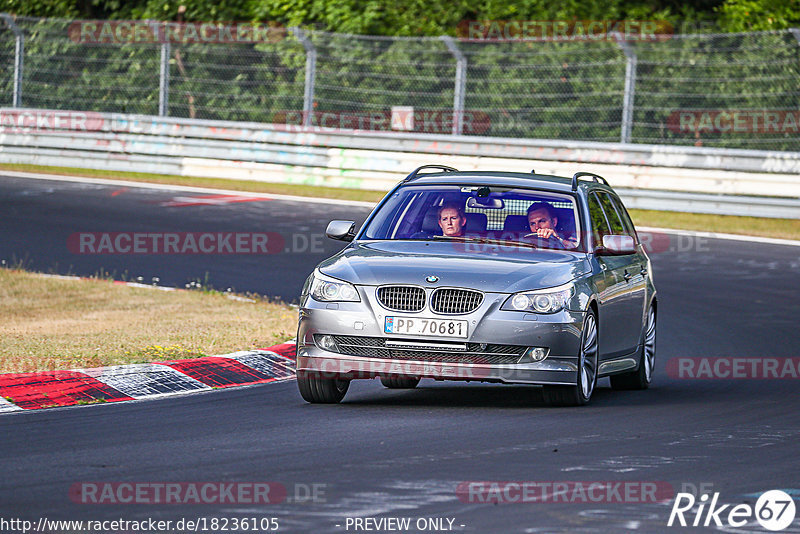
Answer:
[0,175,369,301]
[1,175,799,533]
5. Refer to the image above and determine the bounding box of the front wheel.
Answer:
[543,310,598,406]
[297,370,350,403]
[610,306,656,390]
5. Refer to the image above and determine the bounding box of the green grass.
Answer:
[0,267,297,373]
[75,398,107,405]
[2,163,798,241]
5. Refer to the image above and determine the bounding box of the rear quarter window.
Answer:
[587,192,611,246]
[596,192,625,235]
[606,193,639,242]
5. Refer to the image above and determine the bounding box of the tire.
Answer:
[610,306,656,390]
[297,370,350,403]
[543,310,598,407]
[380,376,420,389]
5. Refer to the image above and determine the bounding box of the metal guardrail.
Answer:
[5,109,800,172]
[617,189,800,220]
[1,109,798,218]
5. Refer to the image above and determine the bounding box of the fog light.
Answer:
[519,347,549,363]
[315,334,339,353]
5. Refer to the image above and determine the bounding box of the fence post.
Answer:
[291,27,316,128]
[159,41,170,116]
[1,13,24,108]
[614,33,637,144]
[441,36,467,135]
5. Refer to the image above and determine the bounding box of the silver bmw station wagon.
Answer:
[296,166,657,406]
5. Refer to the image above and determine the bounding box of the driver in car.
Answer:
[526,202,577,248]
[438,203,467,237]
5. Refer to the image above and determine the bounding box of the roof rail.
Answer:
[571,171,609,191]
[403,165,459,182]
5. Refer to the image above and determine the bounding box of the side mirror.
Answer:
[599,234,636,255]
[326,220,356,242]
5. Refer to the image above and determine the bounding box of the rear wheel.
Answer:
[297,370,350,403]
[610,306,656,390]
[380,376,420,389]
[543,310,598,406]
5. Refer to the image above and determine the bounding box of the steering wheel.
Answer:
[522,232,565,249]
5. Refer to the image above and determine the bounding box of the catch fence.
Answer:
[2,16,800,151]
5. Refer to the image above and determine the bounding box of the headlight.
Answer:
[309,271,360,302]
[502,283,574,314]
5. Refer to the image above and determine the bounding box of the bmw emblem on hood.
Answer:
[425,275,439,283]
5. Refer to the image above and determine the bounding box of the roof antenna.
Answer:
[530,169,536,174]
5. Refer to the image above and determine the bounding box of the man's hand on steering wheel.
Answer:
[524,228,562,241]
[535,228,557,240]
[523,228,566,248]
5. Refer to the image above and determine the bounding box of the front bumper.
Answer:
[296,349,579,385]
[296,291,586,386]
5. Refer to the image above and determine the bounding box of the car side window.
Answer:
[587,193,611,247]
[596,192,625,235]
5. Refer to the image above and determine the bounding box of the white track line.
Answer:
[0,170,377,208]
[637,226,800,247]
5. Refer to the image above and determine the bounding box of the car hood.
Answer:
[317,240,590,293]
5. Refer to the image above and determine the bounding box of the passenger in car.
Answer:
[526,202,577,248]
[438,203,467,237]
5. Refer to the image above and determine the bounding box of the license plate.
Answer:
[384,316,468,338]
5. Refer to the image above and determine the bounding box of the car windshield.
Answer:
[361,185,583,251]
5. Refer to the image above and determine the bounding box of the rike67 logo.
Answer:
[668,490,796,531]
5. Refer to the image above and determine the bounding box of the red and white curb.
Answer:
[0,342,296,412]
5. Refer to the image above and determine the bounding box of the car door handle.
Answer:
[640,267,648,276]
[623,271,632,282]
